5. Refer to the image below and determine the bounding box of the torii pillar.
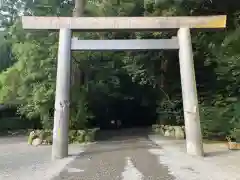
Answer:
[178,28,203,156]
[52,28,72,159]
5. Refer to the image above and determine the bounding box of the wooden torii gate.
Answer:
[21,15,226,160]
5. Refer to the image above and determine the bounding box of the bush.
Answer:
[200,105,233,140]
[200,101,240,141]
[69,130,86,143]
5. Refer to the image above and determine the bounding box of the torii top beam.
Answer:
[21,15,226,31]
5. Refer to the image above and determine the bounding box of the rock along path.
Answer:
[53,129,174,180]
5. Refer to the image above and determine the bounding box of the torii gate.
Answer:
[21,15,226,160]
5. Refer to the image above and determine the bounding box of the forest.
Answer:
[0,0,240,141]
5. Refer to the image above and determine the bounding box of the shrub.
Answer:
[200,105,234,140]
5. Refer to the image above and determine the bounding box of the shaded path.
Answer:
[54,128,175,180]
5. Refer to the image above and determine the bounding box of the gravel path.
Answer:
[148,134,240,180]
[5,129,234,180]
[53,129,174,180]
[0,136,86,180]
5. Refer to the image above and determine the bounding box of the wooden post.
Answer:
[178,28,204,156]
[52,28,72,160]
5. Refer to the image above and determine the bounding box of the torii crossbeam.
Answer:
[21,15,226,160]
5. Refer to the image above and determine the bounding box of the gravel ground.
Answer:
[4,130,238,180]
[148,134,240,180]
[0,136,87,180]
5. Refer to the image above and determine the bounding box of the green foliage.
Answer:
[70,87,94,129]
[0,31,14,72]
[68,130,86,143]
[200,98,240,140]
[156,99,183,126]
[0,40,56,122]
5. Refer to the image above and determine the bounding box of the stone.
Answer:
[164,130,171,137]
[164,126,175,137]
[168,126,174,131]
[160,125,165,129]
[32,138,42,146]
[29,131,36,137]
[159,127,165,135]
[28,131,37,145]
[227,142,240,150]
[42,140,48,145]
[173,126,185,139]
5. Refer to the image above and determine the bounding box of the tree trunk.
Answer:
[72,0,86,86]
[73,0,86,17]
[160,59,168,89]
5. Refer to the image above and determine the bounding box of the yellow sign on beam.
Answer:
[194,15,227,28]
[21,15,226,31]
